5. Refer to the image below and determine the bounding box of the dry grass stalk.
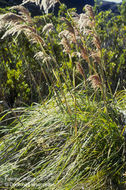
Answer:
[88,74,102,89]
[71,11,80,18]
[29,32,44,45]
[61,17,75,35]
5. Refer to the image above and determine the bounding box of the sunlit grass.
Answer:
[0,89,126,189]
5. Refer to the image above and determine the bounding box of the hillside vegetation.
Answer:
[0,0,126,189]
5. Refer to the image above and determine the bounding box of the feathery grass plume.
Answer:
[59,36,71,53]
[42,23,54,33]
[9,5,33,24]
[28,31,45,44]
[60,15,79,44]
[59,30,71,53]
[76,62,85,79]
[123,172,126,176]
[0,13,26,24]
[79,43,89,63]
[1,23,44,45]
[60,17,78,43]
[59,29,77,43]
[22,0,59,13]
[1,24,24,38]
[91,50,101,63]
[93,34,101,50]
[88,74,102,89]
[34,51,52,62]
[81,6,101,52]
[71,52,81,58]
[77,13,94,33]
[83,28,93,35]
[0,10,45,45]
[60,17,75,35]
[72,12,80,26]
[84,5,95,20]
[59,30,70,38]
[34,51,44,59]
[75,13,88,30]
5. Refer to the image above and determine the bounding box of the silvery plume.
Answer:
[22,0,59,13]
[77,13,94,33]
[88,75,102,89]
[59,30,76,45]
[42,23,54,34]
[9,5,33,24]
[34,51,52,62]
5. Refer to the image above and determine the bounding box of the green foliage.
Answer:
[119,0,126,23]
[0,18,51,106]
[0,36,31,106]
[95,7,126,92]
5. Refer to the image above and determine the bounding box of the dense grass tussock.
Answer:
[0,88,126,189]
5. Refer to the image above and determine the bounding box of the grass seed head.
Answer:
[42,23,54,33]
[22,0,59,13]
[84,5,95,20]
[61,17,75,35]
[79,44,89,63]
[60,36,71,53]
[93,35,101,50]
[10,5,33,24]
[0,13,26,24]
[88,74,102,89]
[76,62,85,78]
[91,51,101,63]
